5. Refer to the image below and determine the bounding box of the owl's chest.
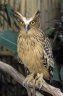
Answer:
[17,34,43,64]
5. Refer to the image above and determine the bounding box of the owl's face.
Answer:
[16,11,40,32]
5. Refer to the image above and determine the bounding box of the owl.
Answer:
[16,11,54,88]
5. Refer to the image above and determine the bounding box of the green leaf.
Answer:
[0,29,18,54]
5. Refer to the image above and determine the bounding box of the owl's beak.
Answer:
[24,25,30,32]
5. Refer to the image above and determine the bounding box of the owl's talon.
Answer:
[23,73,44,89]
[23,73,45,96]
[23,73,35,86]
[23,73,36,96]
[35,73,44,89]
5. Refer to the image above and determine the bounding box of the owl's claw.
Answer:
[23,73,45,96]
[35,73,45,89]
[23,73,44,89]
[23,73,34,86]
[23,73,36,96]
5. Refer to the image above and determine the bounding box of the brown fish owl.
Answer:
[17,11,54,86]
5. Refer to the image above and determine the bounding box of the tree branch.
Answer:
[0,61,63,96]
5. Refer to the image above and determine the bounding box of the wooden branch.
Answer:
[0,61,63,96]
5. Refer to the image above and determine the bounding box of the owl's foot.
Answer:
[23,73,35,86]
[35,73,45,89]
[23,73,36,96]
[23,73,45,89]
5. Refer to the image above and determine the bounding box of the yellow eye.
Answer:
[30,21,35,25]
[20,21,24,25]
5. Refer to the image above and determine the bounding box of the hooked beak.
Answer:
[24,25,30,32]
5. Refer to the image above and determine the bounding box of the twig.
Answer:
[0,61,63,96]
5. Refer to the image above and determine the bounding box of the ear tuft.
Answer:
[35,10,40,17]
[36,10,40,15]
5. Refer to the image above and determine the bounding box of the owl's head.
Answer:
[16,11,40,32]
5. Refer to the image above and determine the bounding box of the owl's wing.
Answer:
[41,31,54,77]
[43,37,54,66]
[43,34,54,81]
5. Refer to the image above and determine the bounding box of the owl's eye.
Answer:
[20,21,24,25]
[30,21,35,25]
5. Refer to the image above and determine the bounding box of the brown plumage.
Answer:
[17,11,54,81]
